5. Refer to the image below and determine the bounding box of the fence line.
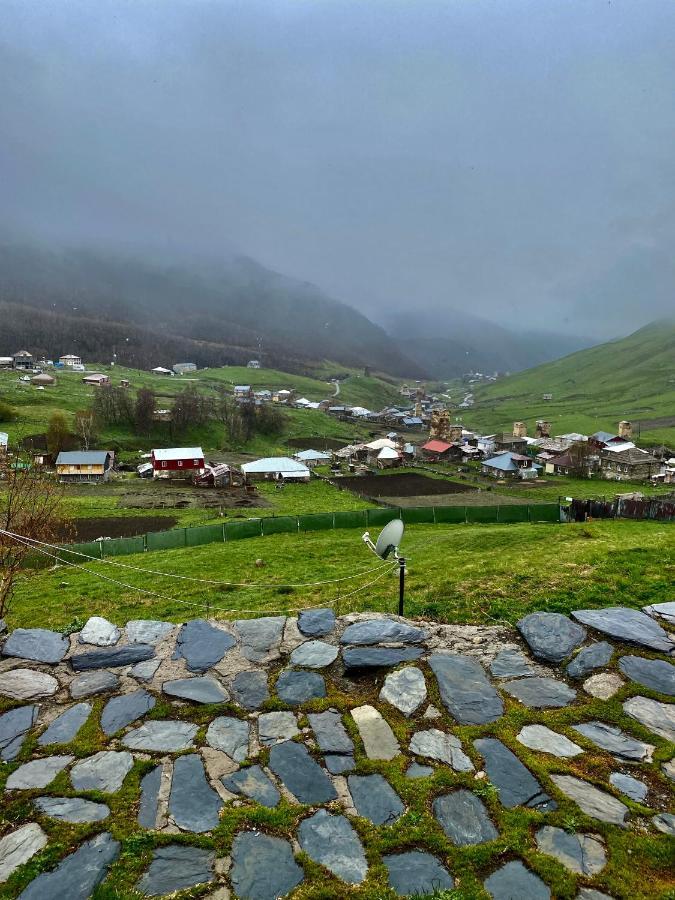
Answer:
[30,503,560,568]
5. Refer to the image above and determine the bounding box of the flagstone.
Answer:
[2,628,69,664]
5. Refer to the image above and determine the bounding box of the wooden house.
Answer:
[59,354,82,367]
[12,350,34,370]
[55,450,112,482]
[82,373,111,387]
[151,447,205,477]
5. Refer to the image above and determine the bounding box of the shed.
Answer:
[294,449,332,466]
[376,446,402,469]
[151,366,174,376]
[82,373,110,386]
[241,457,310,481]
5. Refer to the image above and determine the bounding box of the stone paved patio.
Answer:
[0,608,672,898]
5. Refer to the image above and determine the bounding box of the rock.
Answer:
[409,729,473,771]
[535,826,606,875]
[609,772,647,802]
[130,658,161,682]
[78,616,121,647]
[101,689,155,735]
[297,608,335,637]
[230,832,303,900]
[163,676,229,704]
[572,721,654,762]
[383,851,453,896]
[473,738,556,811]
[17,832,120,900]
[234,616,286,662]
[39,703,91,746]
[502,677,576,708]
[572,607,674,653]
[550,775,628,825]
[342,646,423,668]
[623,696,675,742]
[566,642,614,678]
[348,773,404,825]
[222,764,280,807]
[123,719,197,752]
[175,619,236,672]
[380,666,427,716]
[516,724,583,758]
[644,601,675,625]
[169,754,223,832]
[429,654,503,725]
[484,860,550,900]
[0,668,58,700]
[2,628,69,664]
[423,704,441,719]
[618,655,675,696]
[406,762,434,779]
[70,750,133,793]
[206,716,250,760]
[340,618,427,644]
[351,705,400,760]
[34,796,109,823]
[663,758,675,782]
[268,741,337,804]
[653,813,675,835]
[257,711,299,746]
[70,644,154,671]
[433,790,498,845]
[489,649,534,678]
[275,669,326,705]
[6,755,73,790]
[0,704,38,761]
[0,823,47,883]
[137,845,214,897]
[289,640,338,668]
[231,670,269,709]
[308,710,353,754]
[517,612,586,663]
[325,754,355,774]
[583,672,624,699]
[138,764,162,828]
[298,809,368,884]
[125,619,173,645]
[575,891,615,900]
[69,669,119,699]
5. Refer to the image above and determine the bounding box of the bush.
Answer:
[0,400,17,423]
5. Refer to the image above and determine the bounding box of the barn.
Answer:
[151,447,205,477]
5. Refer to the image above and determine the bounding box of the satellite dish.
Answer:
[374,518,404,559]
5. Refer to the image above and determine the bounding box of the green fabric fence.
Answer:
[46,503,560,564]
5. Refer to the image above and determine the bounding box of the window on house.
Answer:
[162,461,167,468]
[193,459,199,465]
[177,460,183,467]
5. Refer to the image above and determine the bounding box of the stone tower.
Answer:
[448,425,463,443]
[513,421,527,438]
[535,420,551,438]
[618,420,633,439]
[429,409,450,441]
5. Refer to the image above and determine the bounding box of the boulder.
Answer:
[234,616,286,662]
[138,765,162,829]
[34,796,109,823]
[517,612,586,663]
[623,696,675,742]
[289,640,338,668]
[231,669,269,709]
[78,616,121,647]
[70,644,154,671]
[572,721,654,762]
[100,689,155,735]
[609,772,647,803]
[489,649,534,678]
[308,710,353,754]
[69,669,119,699]
[222,765,280,808]
[125,619,174,645]
[342,646,423,668]
[205,716,250,760]
[257,711,299,746]
[484,860,550,900]
[123,720,197,752]
[583,672,624,699]
[275,669,326,705]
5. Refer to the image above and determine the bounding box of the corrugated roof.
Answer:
[241,457,310,475]
[56,451,110,465]
[295,449,332,461]
[152,447,204,461]
[422,439,453,453]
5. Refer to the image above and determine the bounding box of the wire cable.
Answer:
[0,528,392,588]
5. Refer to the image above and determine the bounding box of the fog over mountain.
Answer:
[2,0,674,364]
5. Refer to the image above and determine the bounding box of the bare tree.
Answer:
[134,387,156,436]
[0,455,71,619]
[74,408,98,451]
[46,411,70,457]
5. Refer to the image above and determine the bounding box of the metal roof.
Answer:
[295,449,332,461]
[152,447,204,461]
[241,457,310,475]
[56,451,110,465]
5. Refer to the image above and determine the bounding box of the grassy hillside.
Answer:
[468,320,675,446]
[0,363,398,455]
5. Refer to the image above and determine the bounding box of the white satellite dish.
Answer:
[375,518,404,559]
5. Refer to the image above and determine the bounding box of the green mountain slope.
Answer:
[468,320,675,446]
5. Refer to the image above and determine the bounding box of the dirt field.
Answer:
[63,516,178,541]
[338,472,477,498]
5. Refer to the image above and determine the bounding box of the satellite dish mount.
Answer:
[362,518,406,616]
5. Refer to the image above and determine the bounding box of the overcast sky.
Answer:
[2,0,674,339]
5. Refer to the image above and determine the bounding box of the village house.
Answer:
[598,445,661,481]
[241,457,310,482]
[0,432,8,453]
[247,359,261,369]
[151,366,174,376]
[376,445,402,469]
[55,450,113,482]
[151,447,205,477]
[173,362,197,375]
[421,439,456,462]
[31,373,56,387]
[12,350,34,370]
[0,357,14,369]
[493,432,529,454]
[234,385,254,400]
[294,449,332,467]
[272,389,294,403]
[482,451,540,479]
[82,373,111,387]
[59,353,82,367]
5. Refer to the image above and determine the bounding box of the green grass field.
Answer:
[9,519,674,631]
[467,321,675,447]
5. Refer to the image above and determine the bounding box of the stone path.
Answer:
[0,608,672,898]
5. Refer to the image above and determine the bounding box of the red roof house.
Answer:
[151,447,205,476]
[421,439,456,460]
